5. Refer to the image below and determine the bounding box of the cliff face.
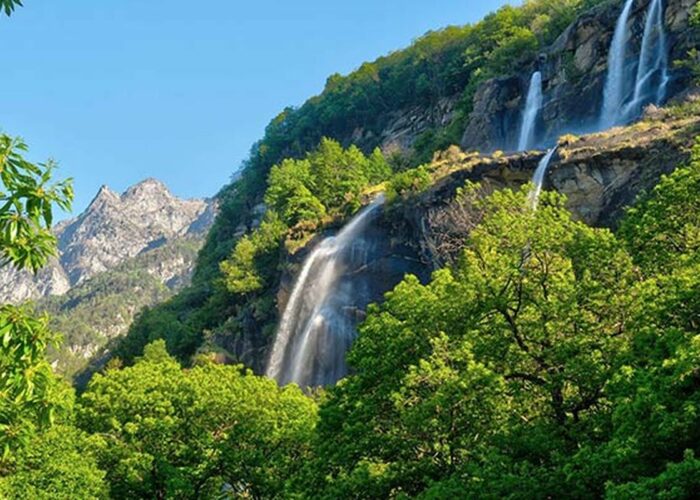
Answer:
[460,0,697,152]
[405,101,699,264]
[214,95,699,373]
[0,179,214,304]
[351,96,458,156]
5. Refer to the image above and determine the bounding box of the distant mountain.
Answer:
[0,178,216,377]
[0,178,214,303]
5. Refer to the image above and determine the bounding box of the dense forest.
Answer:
[2,0,700,498]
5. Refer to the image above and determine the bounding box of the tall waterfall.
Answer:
[601,0,669,127]
[600,0,635,128]
[528,148,557,209]
[518,71,543,151]
[624,0,669,119]
[266,196,384,387]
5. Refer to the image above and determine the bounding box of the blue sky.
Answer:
[1,0,512,217]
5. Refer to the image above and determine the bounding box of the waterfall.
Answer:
[266,196,384,387]
[623,0,669,120]
[600,0,635,128]
[528,148,557,209]
[518,71,543,151]
[602,0,669,127]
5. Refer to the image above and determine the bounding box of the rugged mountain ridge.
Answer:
[0,178,215,304]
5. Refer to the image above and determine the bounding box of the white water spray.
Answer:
[601,0,635,128]
[602,0,670,126]
[623,0,669,119]
[518,71,544,151]
[528,148,557,210]
[266,196,384,387]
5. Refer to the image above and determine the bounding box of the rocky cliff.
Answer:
[0,178,215,304]
[461,0,697,152]
[207,93,699,373]
[403,96,700,265]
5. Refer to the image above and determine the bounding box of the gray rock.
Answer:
[0,178,215,304]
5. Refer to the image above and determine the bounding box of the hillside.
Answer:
[111,0,698,372]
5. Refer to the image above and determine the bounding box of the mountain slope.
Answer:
[0,178,214,304]
[44,235,206,377]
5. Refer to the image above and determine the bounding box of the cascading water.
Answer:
[518,71,544,151]
[528,148,557,209]
[601,0,635,128]
[266,196,384,387]
[623,0,669,119]
[601,0,670,127]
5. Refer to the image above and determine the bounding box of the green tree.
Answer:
[265,158,326,226]
[1,135,73,272]
[299,186,638,497]
[0,136,73,458]
[78,340,317,499]
[0,0,22,16]
[0,425,107,499]
[562,144,700,497]
[220,211,287,295]
[618,138,700,275]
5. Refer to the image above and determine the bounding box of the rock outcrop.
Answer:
[0,179,214,304]
[406,100,700,266]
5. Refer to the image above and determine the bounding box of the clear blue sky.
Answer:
[1,0,512,217]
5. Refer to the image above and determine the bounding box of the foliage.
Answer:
[264,138,390,227]
[288,140,699,497]
[220,211,287,295]
[0,306,73,457]
[0,135,72,460]
[0,135,73,272]
[0,0,22,16]
[618,138,700,275]
[0,425,107,499]
[77,340,317,499]
[387,165,432,200]
[296,187,639,497]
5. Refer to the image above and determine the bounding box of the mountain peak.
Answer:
[87,184,119,209]
[123,177,172,201]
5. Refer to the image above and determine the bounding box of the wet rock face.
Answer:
[461,76,523,153]
[0,178,215,304]
[216,211,429,376]
[460,0,697,153]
